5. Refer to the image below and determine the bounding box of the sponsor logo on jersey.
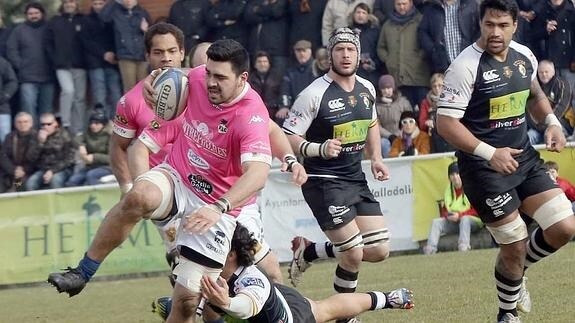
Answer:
[187,149,210,169]
[328,98,346,112]
[482,69,500,83]
[206,241,225,255]
[289,117,298,127]
[218,119,228,134]
[249,115,264,124]
[489,116,525,129]
[115,114,128,125]
[183,121,227,158]
[150,119,161,130]
[513,60,528,78]
[348,95,357,107]
[333,119,371,144]
[214,230,226,245]
[240,277,265,289]
[360,92,372,108]
[187,174,213,194]
[488,89,529,120]
[503,66,513,78]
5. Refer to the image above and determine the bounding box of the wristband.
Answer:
[472,142,496,161]
[544,114,562,128]
[213,197,232,213]
[298,140,329,159]
[120,183,133,194]
[283,154,298,172]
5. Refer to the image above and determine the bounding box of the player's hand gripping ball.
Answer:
[151,68,189,121]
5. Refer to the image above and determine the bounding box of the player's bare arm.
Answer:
[109,134,134,194]
[527,79,566,152]
[183,161,270,234]
[285,132,343,160]
[127,140,151,180]
[365,123,390,181]
[436,114,522,175]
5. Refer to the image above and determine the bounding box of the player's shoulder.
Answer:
[509,40,537,67]
[450,43,484,70]
[187,65,206,82]
[355,75,376,98]
[299,74,333,99]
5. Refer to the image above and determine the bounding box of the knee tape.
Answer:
[333,232,364,253]
[361,228,390,248]
[173,257,221,293]
[532,193,573,230]
[486,215,528,245]
[134,169,172,220]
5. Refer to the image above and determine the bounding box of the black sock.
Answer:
[303,242,318,262]
[333,265,358,293]
[495,269,521,320]
[524,227,558,272]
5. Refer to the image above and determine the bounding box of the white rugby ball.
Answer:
[151,68,189,121]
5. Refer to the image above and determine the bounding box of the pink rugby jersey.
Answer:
[139,66,272,216]
[113,81,177,167]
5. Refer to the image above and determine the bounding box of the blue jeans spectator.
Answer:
[381,137,392,158]
[527,128,543,145]
[20,82,55,120]
[424,216,483,254]
[0,113,11,143]
[66,166,113,187]
[56,69,87,135]
[20,82,55,124]
[24,168,72,191]
[88,67,123,118]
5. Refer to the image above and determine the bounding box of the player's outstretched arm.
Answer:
[127,140,151,180]
[269,122,307,185]
[109,134,134,194]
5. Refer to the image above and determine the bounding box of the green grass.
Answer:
[1,243,573,323]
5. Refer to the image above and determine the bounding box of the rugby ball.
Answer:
[151,68,189,121]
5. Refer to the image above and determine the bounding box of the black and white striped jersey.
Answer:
[282,74,377,180]
[437,41,538,161]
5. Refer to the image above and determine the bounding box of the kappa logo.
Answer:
[328,98,345,112]
[483,69,500,82]
[249,115,264,124]
[214,230,226,245]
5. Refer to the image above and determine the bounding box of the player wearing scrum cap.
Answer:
[283,27,391,323]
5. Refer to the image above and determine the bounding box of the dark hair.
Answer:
[230,224,258,267]
[25,2,46,15]
[543,160,559,172]
[144,22,185,54]
[255,51,271,61]
[480,0,519,22]
[207,39,250,76]
[353,2,371,14]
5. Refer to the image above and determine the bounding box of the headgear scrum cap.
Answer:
[327,27,361,65]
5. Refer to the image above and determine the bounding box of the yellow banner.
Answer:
[412,147,575,241]
[0,187,168,285]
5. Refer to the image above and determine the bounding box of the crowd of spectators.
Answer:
[0,0,574,194]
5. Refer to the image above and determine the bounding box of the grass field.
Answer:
[1,243,573,323]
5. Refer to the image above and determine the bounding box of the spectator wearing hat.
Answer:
[377,0,430,108]
[389,110,430,157]
[278,40,316,121]
[375,74,412,157]
[6,2,55,123]
[244,0,290,77]
[65,108,112,187]
[423,161,483,254]
[248,51,282,123]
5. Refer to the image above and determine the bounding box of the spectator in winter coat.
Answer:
[527,60,574,144]
[168,0,209,55]
[0,112,37,192]
[205,0,249,46]
[389,110,430,157]
[278,40,316,119]
[249,51,282,123]
[417,0,479,73]
[418,73,453,153]
[24,112,76,190]
[322,0,374,46]
[6,2,55,123]
[99,0,151,92]
[66,109,112,186]
[0,56,17,142]
[45,0,87,135]
[378,0,430,108]
[350,2,383,87]
[82,0,123,118]
[287,0,327,51]
[244,0,290,76]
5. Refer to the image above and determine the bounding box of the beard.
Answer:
[331,63,357,77]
